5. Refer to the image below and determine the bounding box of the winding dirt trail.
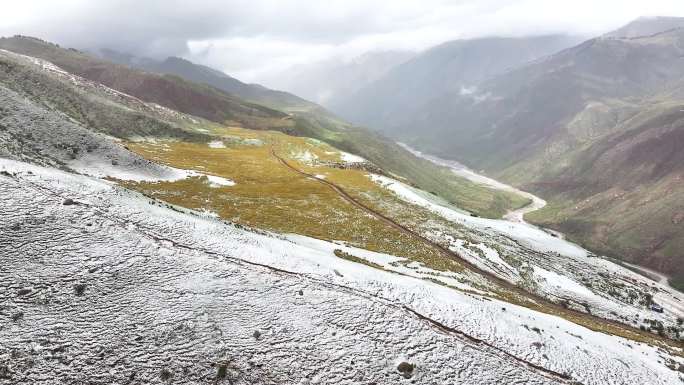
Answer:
[270,148,682,353]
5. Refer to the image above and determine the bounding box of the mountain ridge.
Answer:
[97,48,321,112]
[605,16,684,38]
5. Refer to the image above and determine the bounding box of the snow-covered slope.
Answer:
[0,83,189,181]
[2,159,683,384]
[369,173,684,332]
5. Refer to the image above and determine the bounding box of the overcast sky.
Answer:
[3,0,684,85]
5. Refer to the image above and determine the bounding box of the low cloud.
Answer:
[3,0,684,84]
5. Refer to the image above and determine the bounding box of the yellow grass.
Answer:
[122,128,455,271]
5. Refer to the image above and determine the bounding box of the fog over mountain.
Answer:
[3,1,684,84]
[328,35,583,130]
[262,50,415,105]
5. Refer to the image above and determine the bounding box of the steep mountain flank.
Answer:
[98,49,320,111]
[0,36,288,130]
[330,35,581,131]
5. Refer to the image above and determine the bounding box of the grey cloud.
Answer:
[3,0,684,82]
[2,0,398,57]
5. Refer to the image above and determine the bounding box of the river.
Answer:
[398,143,547,224]
[399,143,679,288]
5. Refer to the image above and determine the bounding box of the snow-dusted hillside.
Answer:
[369,173,684,333]
[2,158,683,384]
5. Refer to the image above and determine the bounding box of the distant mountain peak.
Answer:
[606,15,684,38]
[162,56,196,66]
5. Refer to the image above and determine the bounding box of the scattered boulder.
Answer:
[160,368,173,381]
[397,361,415,379]
[298,290,304,296]
[0,365,11,379]
[74,283,87,296]
[216,364,228,380]
[11,312,24,322]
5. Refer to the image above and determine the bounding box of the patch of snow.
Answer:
[292,150,318,163]
[242,138,264,146]
[340,151,365,163]
[204,174,235,187]
[533,266,597,299]
[68,154,196,182]
[199,208,220,218]
[450,239,519,280]
[208,140,226,149]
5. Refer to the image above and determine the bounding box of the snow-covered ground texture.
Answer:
[291,149,318,164]
[369,173,684,334]
[2,158,683,385]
